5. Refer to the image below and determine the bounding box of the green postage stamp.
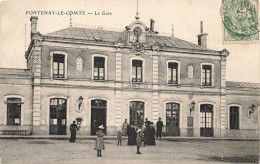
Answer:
[221,0,259,43]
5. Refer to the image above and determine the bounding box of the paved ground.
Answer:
[0,139,259,164]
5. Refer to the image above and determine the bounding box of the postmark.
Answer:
[221,0,259,43]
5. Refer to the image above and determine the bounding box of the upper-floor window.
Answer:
[168,63,178,84]
[94,57,105,80]
[201,63,214,87]
[202,65,212,86]
[7,98,21,125]
[53,54,65,78]
[50,51,68,79]
[167,60,180,85]
[132,60,143,82]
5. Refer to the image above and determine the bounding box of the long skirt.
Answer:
[94,137,105,150]
[69,130,76,142]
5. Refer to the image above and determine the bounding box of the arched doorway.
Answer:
[200,104,214,137]
[166,102,180,136]
[129,101,144,127]
[49,98,67,135]
[91,99,107,135]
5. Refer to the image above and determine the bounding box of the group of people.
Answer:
[69,117,164,157]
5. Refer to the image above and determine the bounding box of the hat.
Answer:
[98,125,104,129]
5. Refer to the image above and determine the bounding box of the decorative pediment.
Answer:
[131,41,145,55]
[151,42,162,52]
[220,49,229,60]
[32,32,44,46]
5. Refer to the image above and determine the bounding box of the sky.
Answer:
[0,0,259,83]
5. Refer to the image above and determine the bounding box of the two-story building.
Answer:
[0,15,259,138]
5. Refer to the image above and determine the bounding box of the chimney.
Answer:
[197,21,208,48]
[150,19,154,33]
[30,16,38,39]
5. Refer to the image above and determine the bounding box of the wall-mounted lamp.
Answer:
[189,101,196,114]
[248,104,256,118]
[76,96,84,113]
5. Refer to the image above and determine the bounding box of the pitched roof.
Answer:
[0,68,32,77]
[226,81,260,89]
[46,27,218,53]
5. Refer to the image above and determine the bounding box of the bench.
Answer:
[2,130,27,135]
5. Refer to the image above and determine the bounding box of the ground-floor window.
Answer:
[230,106,239,129]
[200,104,213,137]
[166,103,180,136]
[130,101,144,127]
[7,98,21,125]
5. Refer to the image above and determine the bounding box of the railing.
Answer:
[1,130,27,135]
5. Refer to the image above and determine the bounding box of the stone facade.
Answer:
[0,16,259,138]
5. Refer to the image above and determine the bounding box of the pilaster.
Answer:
[115,51,122,127]
[152,52,159,123]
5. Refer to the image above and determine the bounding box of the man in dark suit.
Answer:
[156,117,163,139]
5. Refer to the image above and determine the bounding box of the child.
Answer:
[136,127,143,154]
[117,128,122,146]
[94,125,105,157]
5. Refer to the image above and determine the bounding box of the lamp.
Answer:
[78,96,83,104]
[189,101,196,114]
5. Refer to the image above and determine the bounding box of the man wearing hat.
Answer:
[136,127,143,154]
[156,117,163,139]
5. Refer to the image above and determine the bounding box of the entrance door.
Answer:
[129,101,144,127]
[200,104,213,137]
[91,100,107,135]
[49,98,67,135]
[166,103,180,136]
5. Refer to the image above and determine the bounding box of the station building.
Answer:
[0,16,259,138]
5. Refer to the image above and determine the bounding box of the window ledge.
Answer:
[51,78,67,81]
[92,80,108,83]
[131,82,145,84]
[201,86,214,89]
[167,84,181,87]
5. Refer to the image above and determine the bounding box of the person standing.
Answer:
[136,127,143,154]
[127,125,137,145]
[156,117,163,139]
[69,121,79,143]
[94,125,105,157]
[122,119,129,136]
[117,128,122,146]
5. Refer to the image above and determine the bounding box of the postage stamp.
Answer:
[221,0,259,43]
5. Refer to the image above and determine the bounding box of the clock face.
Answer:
[133,27,142,42]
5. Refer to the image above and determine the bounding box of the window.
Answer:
[200,104,213,128]
[168,63,178,84]
[132,60,143,82]
[202,65,212,86]
[94,57,105,80]
[50,51,68,79]
[7,98,21,125]
[230,106,239,129]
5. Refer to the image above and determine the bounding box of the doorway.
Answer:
[166,103,180,136]
[91,99,107,135]
[49,98,67,135]
[129,101,144,127]
[200,104,213,137]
